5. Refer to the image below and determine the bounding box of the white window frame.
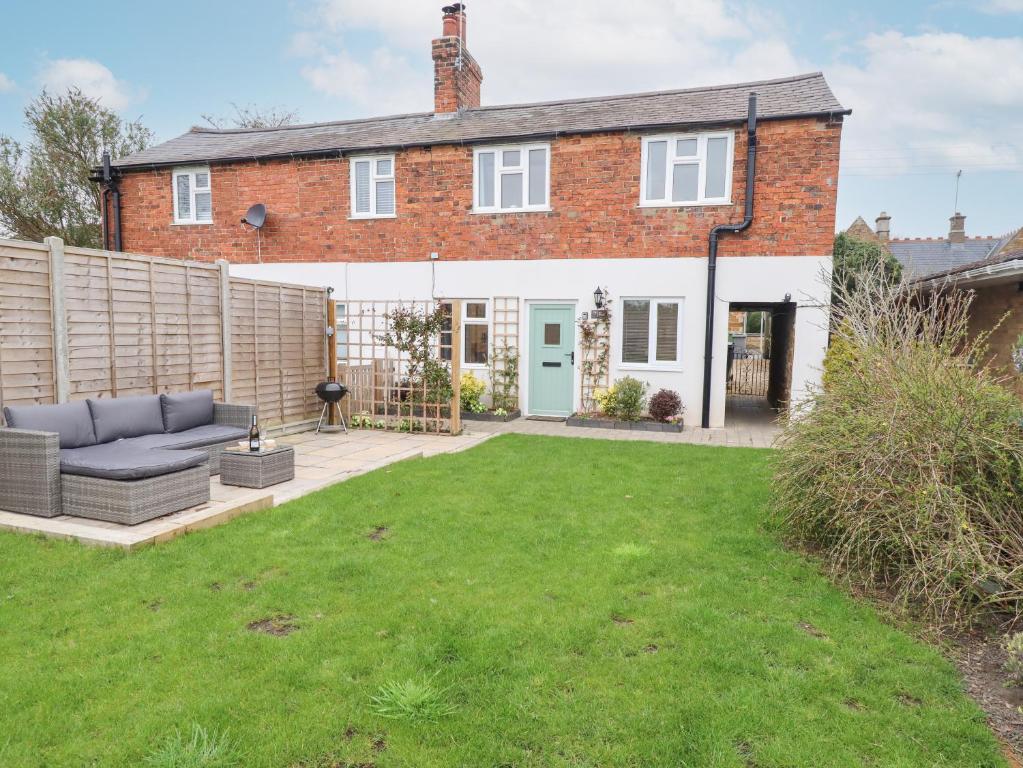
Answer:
[639,131,734,207]
[472,143,551,214]
[349,154,397,219]
[171,166,213,225]
[460,299,490,367]
[618,297,684,371]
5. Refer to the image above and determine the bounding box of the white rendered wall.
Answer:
[231,256,831,428]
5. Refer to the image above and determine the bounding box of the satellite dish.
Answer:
[241,203,266,229]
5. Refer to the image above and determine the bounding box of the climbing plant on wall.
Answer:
[578,296,613,414]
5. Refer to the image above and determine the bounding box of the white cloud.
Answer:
[37,58,139,110]
[982,0,1023,13]
[0,73,14,93]
[831,32,1023,175]
[301,48,429,115]
[294,0,806,110]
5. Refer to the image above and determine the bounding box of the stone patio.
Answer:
[0,411,779,549]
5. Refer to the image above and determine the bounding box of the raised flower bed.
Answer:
[566,414,683,432]
[461,408,522,423]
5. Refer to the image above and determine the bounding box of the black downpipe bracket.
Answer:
[701,92,757,429]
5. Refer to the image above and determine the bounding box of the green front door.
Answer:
[528,304,575,417]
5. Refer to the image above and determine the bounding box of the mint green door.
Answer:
[528,304,575,417]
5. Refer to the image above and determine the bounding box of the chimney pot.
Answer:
[949,212,966,244]
[875,211,891,242]
[442,3,466,41]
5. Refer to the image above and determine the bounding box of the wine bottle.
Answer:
[249,414,260,452]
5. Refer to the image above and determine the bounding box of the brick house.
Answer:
[100,4,848,427]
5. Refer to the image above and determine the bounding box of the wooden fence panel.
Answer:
[0,239,55,410]
[0,237,326,429]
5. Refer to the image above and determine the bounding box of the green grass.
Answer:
[0,435,1005,767]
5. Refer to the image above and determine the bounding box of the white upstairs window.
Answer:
[350,155,396,218]
[172,166,212,224]
[473,144,550,213]
[620,298,682,368]
[640,132,733,206]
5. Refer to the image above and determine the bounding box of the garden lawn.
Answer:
[0,434,1005,767]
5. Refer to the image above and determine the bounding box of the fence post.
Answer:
[449,300,462,436]
[217,260,233,402]
[44,236,71,404]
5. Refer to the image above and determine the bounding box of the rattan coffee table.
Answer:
[220,446,295,489]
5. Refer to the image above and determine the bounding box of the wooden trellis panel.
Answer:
[490,296,520,410]
[334,300,457,434]
[579,313,611,414]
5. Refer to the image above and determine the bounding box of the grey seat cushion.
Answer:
[3,401,97,449]
[161,390,214,432]
[60,443,208,481]
[87,395,165,443]
[122,424,248,451]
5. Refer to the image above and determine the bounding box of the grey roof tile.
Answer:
[112,72,846,169]
[888,239,1001,281]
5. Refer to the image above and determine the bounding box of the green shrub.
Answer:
[594,384,617,417]
[1005,632,1023,686]
[774,261,1023,624]
[460,372,487,413]
[612,377,648,421]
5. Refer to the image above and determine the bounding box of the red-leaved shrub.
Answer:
[648,389,682,422]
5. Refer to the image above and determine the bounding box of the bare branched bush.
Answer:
[774,260,1023,625]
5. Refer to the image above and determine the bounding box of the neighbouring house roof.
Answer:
[110,72,847,170]
[888,238,1003,282]
[912,231,1023,288]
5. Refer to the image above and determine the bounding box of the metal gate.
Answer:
[727,346,770,397]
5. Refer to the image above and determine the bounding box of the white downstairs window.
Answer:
[350,155,396,218]
[474,144,550,213]
[640,132,733,206]
[620,298,682,368]
[172,166,212,224]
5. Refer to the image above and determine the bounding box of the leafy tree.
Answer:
[832,232,903,303]
[201,103,300,129]
[0,88,152,247]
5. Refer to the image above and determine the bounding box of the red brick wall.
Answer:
[114,116,842,264]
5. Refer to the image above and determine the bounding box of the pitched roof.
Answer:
[911,229,1023,283]
[111,72,847,170]
[888,238,1001,281]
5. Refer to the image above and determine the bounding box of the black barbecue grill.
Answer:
[315,377,348,434]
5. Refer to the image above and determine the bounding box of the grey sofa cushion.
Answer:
[87,395,165,443]
[60,443,208,481]
[3,401,97,449]
[161,390,214,433]
[123,424,248,451]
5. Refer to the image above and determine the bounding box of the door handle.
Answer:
[568,351,575,365]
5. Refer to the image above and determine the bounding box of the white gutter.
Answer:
[914,258,1023,292]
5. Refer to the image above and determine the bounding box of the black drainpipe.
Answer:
[701,92,757,429]
[100,150,123,251]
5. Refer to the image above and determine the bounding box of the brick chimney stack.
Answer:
[949,212,966,244]
[875,211,891,242]
[432,3,483,115]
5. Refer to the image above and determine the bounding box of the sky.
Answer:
[1,0,1021,238]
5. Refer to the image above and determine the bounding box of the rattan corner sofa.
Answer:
[0,390,255,525]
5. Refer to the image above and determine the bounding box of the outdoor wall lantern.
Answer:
[593,286,607,308]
